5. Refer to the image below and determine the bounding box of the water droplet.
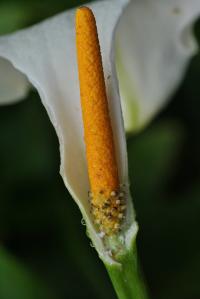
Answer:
[90,242,95,248]
[81,218,86,226]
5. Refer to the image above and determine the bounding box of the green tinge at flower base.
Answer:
[106,242,149,299]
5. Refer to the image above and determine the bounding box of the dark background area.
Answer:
[0,1,200,298]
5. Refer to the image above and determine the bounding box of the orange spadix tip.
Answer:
[76,7,126,235]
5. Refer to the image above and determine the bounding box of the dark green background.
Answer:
[0,1,200,298]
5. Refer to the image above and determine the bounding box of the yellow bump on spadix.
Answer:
[76,7,126,235]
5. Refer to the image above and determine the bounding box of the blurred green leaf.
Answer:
[0,2,30,34]
[128,121,184,213]
[0,247,56,299]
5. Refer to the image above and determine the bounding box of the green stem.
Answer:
[105,244,149,299]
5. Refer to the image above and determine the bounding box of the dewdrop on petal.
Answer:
[76,7,126,235]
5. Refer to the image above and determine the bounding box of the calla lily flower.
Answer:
[0,1,199,297]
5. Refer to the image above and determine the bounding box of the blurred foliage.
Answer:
[0,1,200,299]
[0,247,55,299]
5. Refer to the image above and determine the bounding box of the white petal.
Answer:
[0,58,30,104]
[116,0,200,132]
[0,0,136,263]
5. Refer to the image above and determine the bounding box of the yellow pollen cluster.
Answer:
[76,7,126,235]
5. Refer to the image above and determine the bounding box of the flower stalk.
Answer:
[106,244,149,299]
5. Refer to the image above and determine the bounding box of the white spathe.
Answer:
[116,0,200,131]
[0,0,199,263]
[0,58,29,104]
